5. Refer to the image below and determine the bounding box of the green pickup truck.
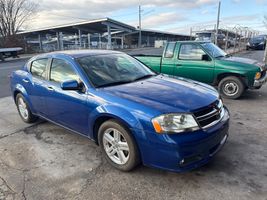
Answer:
[134,41,267,99]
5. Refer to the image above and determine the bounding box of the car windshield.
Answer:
[76,53,156,88]
[250,36,264,43]
[201,42,227,58]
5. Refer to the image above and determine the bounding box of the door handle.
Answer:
[176,64,183,66]
[22,78,29,83]
[47,86,54,91]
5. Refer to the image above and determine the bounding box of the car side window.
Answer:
[50,59,79,83]
[31,58,48,79]
[179,44,206,60]
[164,42,176,58]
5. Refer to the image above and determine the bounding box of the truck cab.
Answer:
[135,41,267,99]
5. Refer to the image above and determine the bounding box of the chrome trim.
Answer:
[197,108,218,120]
[202,107,225,129]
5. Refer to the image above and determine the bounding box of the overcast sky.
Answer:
[28,0,267,34]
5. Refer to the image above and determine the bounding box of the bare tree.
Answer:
[0,0,38,46]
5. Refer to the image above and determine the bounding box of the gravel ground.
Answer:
[0,50,266,200]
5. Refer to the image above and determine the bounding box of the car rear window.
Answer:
[31,58,48,79]
[164,42,176,58]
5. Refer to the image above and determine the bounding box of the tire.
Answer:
[16,93,38,123]
[98,119,140,171]
[218,76,245,99]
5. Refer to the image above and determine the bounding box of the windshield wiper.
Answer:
[132,74,156,82]
[214,55,225,58]
[96,80,132,88]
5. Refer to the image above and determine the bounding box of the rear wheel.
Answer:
[98,120,140,171]
[218,76,245,99]
[16,93,38,123]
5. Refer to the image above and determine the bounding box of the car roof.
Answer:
[33,50,123,60]
[174,41,210,44]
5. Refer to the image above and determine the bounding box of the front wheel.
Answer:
[218,76,245,99]
[98,120,140,171]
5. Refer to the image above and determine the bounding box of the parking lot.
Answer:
[0,50,267,200]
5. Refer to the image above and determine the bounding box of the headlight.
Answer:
[259,41,265,45]
[247,42,250,46]
[255,72,261,80]
[152,114,199,134]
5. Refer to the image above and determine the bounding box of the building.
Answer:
[18,18,191,53]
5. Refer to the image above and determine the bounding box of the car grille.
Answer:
[193,100,224,129]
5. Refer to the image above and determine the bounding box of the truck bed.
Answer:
[134,55,162,72]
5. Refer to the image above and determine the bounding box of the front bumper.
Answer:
[135,107,230,173]
[254,72,267,88]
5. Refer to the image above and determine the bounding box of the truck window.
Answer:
[164,43,176,58]
[179,44,206,60]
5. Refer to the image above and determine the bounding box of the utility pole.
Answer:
[215,1,221,45]
[138,5,142,48]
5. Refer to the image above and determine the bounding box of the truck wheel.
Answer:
[16,93,38,123]
[218,76,245,99]
[98,119,140,171]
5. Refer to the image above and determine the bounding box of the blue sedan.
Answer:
[10,50,229,172]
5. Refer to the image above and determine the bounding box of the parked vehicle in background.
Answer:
[246,35,267,50]
[0,47,23,61]
[134,41,267,99]
[195,31,230,49]
[10,50,230,173]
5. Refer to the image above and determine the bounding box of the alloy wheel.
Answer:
[103,128,130,165]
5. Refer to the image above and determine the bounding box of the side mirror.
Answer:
[61,80,81,90]
[202,54,210,61]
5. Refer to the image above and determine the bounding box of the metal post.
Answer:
[121,36,124,49]
[56,32,60,50]
[224,31,229,52]
[190,27,193,40]
[78,29,82,48]
[38,34,42,52]
[239,30,242,52]
[233,29,238,53]
[87,33,91,49]
[59,32,64,50]
[107,25,111,49]
[215,1,221,45]
[138,5,142,48]
[98,33,101,49]
[74,33,78,48]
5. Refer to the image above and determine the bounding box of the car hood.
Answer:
[102,76,219,113]
[220,56,259,66]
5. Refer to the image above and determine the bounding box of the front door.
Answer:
[174,43,215,84]
[45,58,89,135]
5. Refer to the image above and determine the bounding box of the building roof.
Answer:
[18,18,136,35]
[34,49,123,59]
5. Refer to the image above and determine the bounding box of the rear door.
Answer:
[174,43,215,83]
[24,58,50,115]
[44,57,89,135]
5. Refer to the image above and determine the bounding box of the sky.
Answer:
[28,0,267,35]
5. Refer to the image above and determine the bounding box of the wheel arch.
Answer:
[215,72,248,87]
[13,84,35,113]
[91,112,142,145]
